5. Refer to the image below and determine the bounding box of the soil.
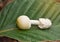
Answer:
[0,36,18,42]
[0,0,12,10]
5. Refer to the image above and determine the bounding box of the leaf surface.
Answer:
[0,0,60,41]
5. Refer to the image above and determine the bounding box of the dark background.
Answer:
[0,36,18,42]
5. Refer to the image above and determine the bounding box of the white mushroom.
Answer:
[16,15,52,29]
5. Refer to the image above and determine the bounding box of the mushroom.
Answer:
[16,15,52,29]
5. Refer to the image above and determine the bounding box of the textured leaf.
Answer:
[0,0,60,41]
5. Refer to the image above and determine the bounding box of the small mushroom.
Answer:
[16,15,52,29]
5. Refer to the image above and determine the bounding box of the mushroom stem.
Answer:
[30,20,39,25]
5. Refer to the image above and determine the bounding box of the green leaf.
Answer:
[0,0,60,41]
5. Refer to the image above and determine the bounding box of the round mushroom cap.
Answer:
[17,15,31,29]
[38,18,52,29]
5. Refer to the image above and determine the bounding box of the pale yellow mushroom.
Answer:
[16,15,52,29]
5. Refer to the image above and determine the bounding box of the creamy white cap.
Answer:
[17,15,31,29]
